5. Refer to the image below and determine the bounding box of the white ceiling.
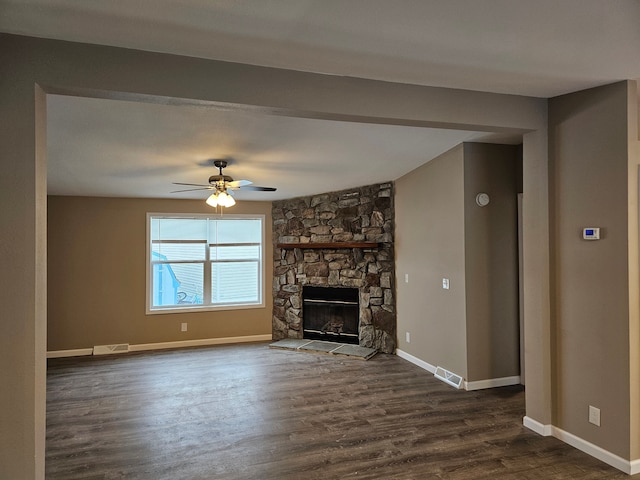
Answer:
[3,0,640,201]
[47,95,507,200]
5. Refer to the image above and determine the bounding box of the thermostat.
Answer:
[583,227,600,240]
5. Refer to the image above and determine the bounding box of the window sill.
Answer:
[146,302,265,315]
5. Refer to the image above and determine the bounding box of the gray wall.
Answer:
[464,143,520,382]
[0,32,551,478]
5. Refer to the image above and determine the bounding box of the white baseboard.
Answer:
[552,425,638,475]
[523,416,640,475]
[396,350,520,392]
[523,416,553,436]
[465,375,521,391]
[130,334,272,352]
[395,349,436,374]
[47,348,94,359]
[47,334,273,358]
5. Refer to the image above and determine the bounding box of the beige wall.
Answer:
[395,143,520,383]
[549,81,636,459]
[395,145,468,377]
[630,83,640,459]
[521,126,553,426]
[47,196,273,351]
[1,33,550,478]
[463,143,520,381]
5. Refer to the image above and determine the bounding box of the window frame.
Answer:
[146,212,266,315]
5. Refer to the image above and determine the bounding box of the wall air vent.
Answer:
[434,366,464,389]
[93,344,130,355]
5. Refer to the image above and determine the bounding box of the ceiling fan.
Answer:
[171,159,276,207]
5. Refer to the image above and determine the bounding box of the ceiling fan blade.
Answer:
[170,187,213,193]
[227,179,253,188]
[173,182,211,187]
[243,185,277,191]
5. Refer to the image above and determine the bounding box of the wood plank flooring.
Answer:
[46,343,636,479]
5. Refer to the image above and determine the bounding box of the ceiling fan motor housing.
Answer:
[209,174,234,185]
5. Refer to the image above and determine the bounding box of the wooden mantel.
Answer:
[276,242,380,249]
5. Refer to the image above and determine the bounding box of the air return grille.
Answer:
[93,344,130,355]
[434,366,463,389]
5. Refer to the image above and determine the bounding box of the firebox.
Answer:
[302,286,359,345]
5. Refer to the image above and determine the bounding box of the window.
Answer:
[147,213,265,314]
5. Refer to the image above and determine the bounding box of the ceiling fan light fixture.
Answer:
[217,190,236,207]
[205,189,236,208]
[205,192,219,207]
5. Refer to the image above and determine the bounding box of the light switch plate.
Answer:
[589,405,601,426]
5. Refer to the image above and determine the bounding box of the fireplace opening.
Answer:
[302,286,359,345]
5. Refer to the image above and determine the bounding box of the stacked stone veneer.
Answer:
[272,182,396,353]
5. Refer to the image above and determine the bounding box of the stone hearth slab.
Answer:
[269,339,309,350]
[269,339,377,360]
[299,340,339,353]
[331,344,378,360]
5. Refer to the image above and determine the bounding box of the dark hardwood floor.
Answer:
[47,343,635,479]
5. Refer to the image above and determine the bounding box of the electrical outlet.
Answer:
[181,322,188,332]
[442,278,450,289]
[404,273,409,283]
[406,331,411,343]
[589,405,601,426]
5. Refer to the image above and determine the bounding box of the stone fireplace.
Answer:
[272,182,396,353]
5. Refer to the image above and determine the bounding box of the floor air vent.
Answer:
[434,366,463,389]
[93,344,130,355]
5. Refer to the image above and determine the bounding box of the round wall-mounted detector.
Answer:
[475,193,490,207]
